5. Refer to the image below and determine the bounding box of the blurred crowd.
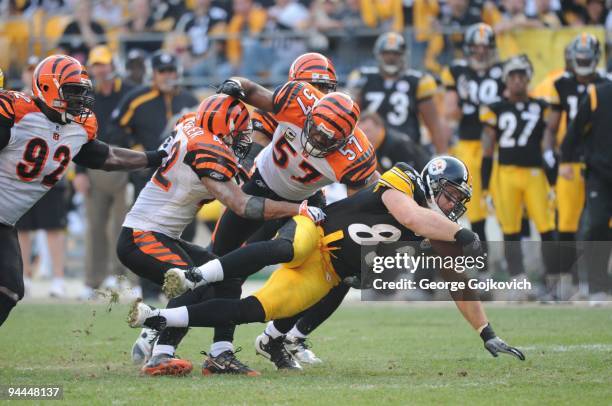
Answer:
[2,0,612,86]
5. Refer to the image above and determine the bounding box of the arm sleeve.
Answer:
[416,74,438,101]
[339,129,378,188]
[560,85,593,163]
[251,109,278,141]
[440,66,456,90]
[0,91,15,151]
[72,139,111,169]
[184,137,238,182]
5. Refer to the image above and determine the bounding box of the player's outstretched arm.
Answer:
[217,77,274,112]
[201,176,325,223]
[72,140,167,171]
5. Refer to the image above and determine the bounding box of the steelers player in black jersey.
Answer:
[442,23,505,241]
[347,32,448,154]
[480,55,557,295]
[542,33,611,287]
[129,157,526,372]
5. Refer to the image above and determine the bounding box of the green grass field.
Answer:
[1,303,611,405]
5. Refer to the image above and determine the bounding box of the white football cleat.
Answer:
[131,328,158,365]
[284,334,322,365]
[163,268,202,298]
[127,298,160,328]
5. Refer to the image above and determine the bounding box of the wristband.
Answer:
[479,323,496,342]
[145,150,166,168]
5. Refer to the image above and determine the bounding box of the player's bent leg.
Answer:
[0,225,24,327]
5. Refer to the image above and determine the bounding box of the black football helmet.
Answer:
[421,156,472,222]
[567,33,600,77]
[463,23,497,70]
[374,32,407,76]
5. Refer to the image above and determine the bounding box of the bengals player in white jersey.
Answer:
[117,94,325,376]
[0,55,169,327]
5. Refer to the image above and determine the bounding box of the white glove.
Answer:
[299,201,326,224]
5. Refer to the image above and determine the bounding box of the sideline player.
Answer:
[134,157,525,372]
[542,33,610,296]
[441,23,505,241]
[0,55,169,326]
[480,55,557,296]
[117,94,325,375]
[348,32,448,153]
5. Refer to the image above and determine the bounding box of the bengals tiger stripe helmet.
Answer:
[288,53,337,93]
[463,23,497,70]
[195,94,253,159]
[32,55,94,124]
[301,92,360,158]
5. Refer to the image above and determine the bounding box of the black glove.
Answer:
[480,323,525,361]
[454,228,483,258]
[217,79,246,100]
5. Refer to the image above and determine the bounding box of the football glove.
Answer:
[480,323,525,361]
[299,201,326,224]
[217,79,246,100]
[454,228,484,258]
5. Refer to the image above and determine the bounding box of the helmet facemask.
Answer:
[427,178,471,222]
[571,49,598,77]
[377,51,405,76]
[300,113,349,158]
[57,81,94,124]
[225,121,253,160]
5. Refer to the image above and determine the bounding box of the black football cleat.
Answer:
[201,348,260,377]
[255,333,302,370]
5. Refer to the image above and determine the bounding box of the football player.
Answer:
[542,33,610,297]
[133,157,525,372]
[0,55,169,327]
[117,94,325,376]
[245,52,338,171]
[480,55,557,291]
[197,77,378,368]
[347,32,448,153]
[441,23,505,241]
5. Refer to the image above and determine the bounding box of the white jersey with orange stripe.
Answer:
[0,90,96,226]
[123,115,239,239]
[254,81,377,201]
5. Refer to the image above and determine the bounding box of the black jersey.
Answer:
[480,97,549,167]
[322,163,428,278]
[551,71,610,121]
[348,66,437,142]
[441,60,505,140]
[376,128,431,172]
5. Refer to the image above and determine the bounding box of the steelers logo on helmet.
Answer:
[422,156,472,222]
[195,94,253,159]
[567,32,601,77]
[374,32,407,76]
[32,55,94,124]
[463,23,497,71]
[288,52,337,93]
[301,92,360,158]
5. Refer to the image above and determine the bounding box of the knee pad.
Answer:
[276,216,320,268]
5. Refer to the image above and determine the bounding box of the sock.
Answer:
[265,321,284,339]
[159,307,189,327]
[210,341,234,357]
[152,344,175,357]
[197,259,224,284]
[288,325,307,339]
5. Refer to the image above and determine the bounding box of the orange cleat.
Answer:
[141,353,193,377]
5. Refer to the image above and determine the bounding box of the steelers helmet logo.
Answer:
[428,158,447,175]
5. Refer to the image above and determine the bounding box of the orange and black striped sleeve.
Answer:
[184,134,239,182]
[339,131,377,188]
[0,90,16,127]
[251,109,278,141]
[272,81,306,115]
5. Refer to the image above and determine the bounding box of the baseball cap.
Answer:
[150,51,178,71]
[88,45,113,65]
